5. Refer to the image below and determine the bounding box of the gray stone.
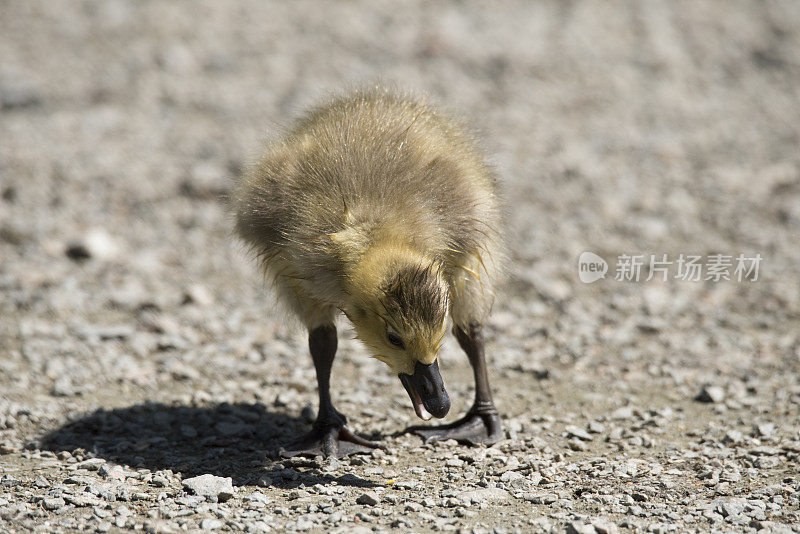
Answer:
[720,469,741,482]
[180,425,198,438]
[754,422,775,438]
[0,78,41,109]
[457,488,510,503]
[592,520,619,534]
[64,493,102,507]
[244,492,272,504]
[568,438,588,451]
[182,474,235,502]
[214,421,245,436]
[499,471,524,483]
[183,284,213,306]
[723,430,743,444]
[75,458,106,470]
[522,492,558,504]
[717,500,745,517]
[355,492,379,506]
[610,407,635,420]
[405,502,423,512]
[588,421,606,434]
[565,425,593,441]
[566,522,597,534]
[98,465,125,480]
[696,386,725,403]
[42,497,65,510]
[200,518,224,530]
[65,229,120,262]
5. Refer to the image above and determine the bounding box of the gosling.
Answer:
[233,88,504,458]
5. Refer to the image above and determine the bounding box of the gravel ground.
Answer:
[2,1,800,533]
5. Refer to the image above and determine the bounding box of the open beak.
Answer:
[399,360,451,420]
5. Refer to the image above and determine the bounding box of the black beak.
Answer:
[399,360,451,420]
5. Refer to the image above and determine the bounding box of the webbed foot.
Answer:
[405,402,502,446]
[279,422,381,459]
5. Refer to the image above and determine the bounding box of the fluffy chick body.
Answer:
[233,89,502,376]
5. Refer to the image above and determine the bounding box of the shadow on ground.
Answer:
[38,402,381,488]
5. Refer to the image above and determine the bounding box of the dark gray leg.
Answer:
[406,322,503,445]
[279,324,381,458]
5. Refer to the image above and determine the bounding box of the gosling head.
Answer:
[345,262,451,421]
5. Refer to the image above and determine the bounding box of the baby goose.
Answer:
[233,88,504,458]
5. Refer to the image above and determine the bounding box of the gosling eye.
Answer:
[386,331,405,350]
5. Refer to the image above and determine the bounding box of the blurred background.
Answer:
[1,0,799,530]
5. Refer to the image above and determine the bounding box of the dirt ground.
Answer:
[1,1,800,533]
